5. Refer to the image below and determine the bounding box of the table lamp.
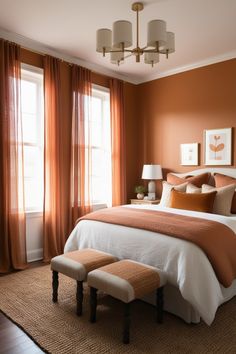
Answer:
[142,164,163,200]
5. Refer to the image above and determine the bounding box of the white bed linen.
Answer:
[64,204,236,325]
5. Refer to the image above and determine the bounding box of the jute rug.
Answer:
[0,266,236,354]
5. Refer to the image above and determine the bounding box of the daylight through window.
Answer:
[21,65,44,211]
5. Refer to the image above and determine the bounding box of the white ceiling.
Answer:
[0,0,235,84]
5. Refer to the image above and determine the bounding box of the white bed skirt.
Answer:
[142,283,200,323]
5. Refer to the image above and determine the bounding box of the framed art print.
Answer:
[180,143,198,166]
[204,128,232,165]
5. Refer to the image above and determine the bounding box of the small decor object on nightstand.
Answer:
[134,185,146,200]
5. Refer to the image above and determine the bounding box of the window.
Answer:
[21,65,44,211]
[89,85,112,207]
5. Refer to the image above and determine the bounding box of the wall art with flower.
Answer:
[204,128,232,165]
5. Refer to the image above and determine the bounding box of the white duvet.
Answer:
[64,204,236,325]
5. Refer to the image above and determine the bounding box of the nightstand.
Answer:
[130,199,160,205]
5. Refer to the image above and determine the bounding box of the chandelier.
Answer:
[96,2,175,67]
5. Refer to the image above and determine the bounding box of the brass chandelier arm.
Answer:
[109,49,133,53]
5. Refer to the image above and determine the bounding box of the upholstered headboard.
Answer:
[172,168,236,185]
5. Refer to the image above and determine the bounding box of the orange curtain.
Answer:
[43,56,70,261]
[0,39,27,272]
[109,79,126,206]
[70,65,92,225]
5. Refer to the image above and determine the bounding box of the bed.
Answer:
[64,168,236,325]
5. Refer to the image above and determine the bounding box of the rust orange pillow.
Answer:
[170,189,217,213]
[214,173,236,214]
[167,172,211,188]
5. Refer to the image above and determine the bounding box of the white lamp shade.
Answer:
[144,52,159,65]
[159,32,175,54]
[110,49,124,64]
[142,164,163,180]
[147,20,167,48]
[113,20,132,49]
[96,29,112,53]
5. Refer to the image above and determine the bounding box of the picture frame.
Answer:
[204,128,232,165]
[180,143,198,166]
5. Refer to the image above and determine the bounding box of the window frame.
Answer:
[21,63,44,213]
[90,84,112,207]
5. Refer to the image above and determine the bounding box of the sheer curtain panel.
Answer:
[70,65,92,225]
[43,56,70,261]
[0,39,27,272]
[109,79,126,206]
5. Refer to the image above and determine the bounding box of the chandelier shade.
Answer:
[159,32,175,54]
[110,49,124,65]
[147,20,167,48]
[113,21,133,49]
[144,52,159,66]
[96,29,112,53]
[96,2,175,67]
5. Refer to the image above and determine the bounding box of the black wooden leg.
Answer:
[90,287,97,323]
[52,270,59,303]
[77,281,83,316]
[156,287,164,323]
[123,303,131,344]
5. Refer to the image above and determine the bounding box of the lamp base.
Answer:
[148,180,156,200]
[148,192,156,200]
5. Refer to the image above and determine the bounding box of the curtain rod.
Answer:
[21,45,74,67]
[21,45,123,82]
[1,36,126,83]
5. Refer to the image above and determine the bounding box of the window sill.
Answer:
[92,203,109,211]
[25,204,109,218]
[25,210,43,218]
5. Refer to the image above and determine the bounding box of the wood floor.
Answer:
[0,312,44,354]
[0,262,46,354]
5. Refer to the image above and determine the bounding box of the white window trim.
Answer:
[21,64,44,213]
[89,85,111,206]
[92,84,110,94]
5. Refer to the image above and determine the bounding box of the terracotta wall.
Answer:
[137,59,236,195]
[20,48,138,202]
[124,82,142,200]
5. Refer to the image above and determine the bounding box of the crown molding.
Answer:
[1,27,235,85]
[0,27,140,85]
[139,51,236,84]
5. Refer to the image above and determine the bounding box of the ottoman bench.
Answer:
[51,248,117,316]
[87,259,167,344]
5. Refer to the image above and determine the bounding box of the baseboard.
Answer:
[27,248,43,263]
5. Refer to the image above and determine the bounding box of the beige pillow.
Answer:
[186,183,202,194]
[214,173,236,213]
[202,184,235,216]
[160,181,188,207]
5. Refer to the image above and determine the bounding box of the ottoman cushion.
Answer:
[88,260,166,303]
[51,249,117,281]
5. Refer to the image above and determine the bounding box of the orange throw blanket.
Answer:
[79,207,236,288]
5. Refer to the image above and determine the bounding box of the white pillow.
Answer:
[160,181,188,207]
[186,183,201,194]
[201,184,235,216]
